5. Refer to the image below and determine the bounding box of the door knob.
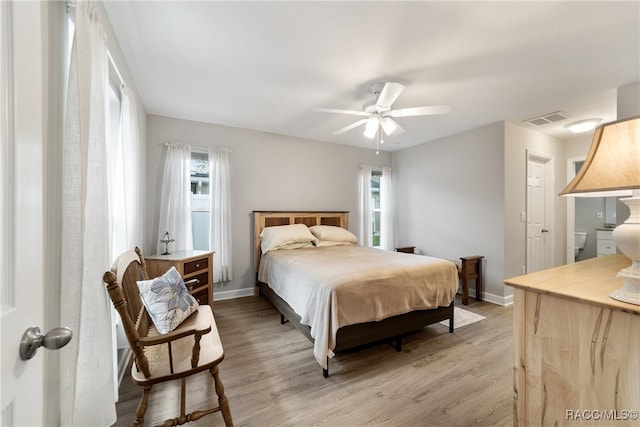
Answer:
[542,229,549,233]
[19,326,73,360]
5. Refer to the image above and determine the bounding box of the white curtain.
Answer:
[108,85,141,260]
[106,84,142,399]
[60,1,116,425]
[208,147,233,282]
[380,166,394,250]
[359,164,373,247]
[157,142,193,254]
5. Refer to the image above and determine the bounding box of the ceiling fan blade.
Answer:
[375,82,405,109]
[389,105,451,117]
[381,117,404,136]
[334,119,369,135]
[314,107,367,116]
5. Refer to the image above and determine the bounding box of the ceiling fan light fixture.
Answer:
[381,118,398,135]
[364,117,379,138]
[565,118,601,133]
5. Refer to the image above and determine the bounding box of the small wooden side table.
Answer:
[460,255,484,305]
[395,246,416,254]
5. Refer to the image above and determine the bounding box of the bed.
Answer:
[253,210,458,377]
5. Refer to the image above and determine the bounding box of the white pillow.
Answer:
[260,223,316,253]
[137,266,199,334]
[309,225,358,244]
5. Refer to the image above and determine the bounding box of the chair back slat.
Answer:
[119,258,152,338]
[103,247,152,378]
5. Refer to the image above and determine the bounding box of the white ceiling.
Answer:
[103,1,639,152]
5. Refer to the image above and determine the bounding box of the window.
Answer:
[191,152,210,250]
[107,66,125,261]
[361,166,392,250]
[371,170,382,247]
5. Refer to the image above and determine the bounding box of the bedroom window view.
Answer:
[370,170,382,247]
[107,79,124,260]
[191,152,210,250]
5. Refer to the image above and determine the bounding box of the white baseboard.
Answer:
[482,291,513,306]
[458,286,513,307]
[214,287,256,301]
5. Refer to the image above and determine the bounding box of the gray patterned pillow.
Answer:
[137,266,199,334]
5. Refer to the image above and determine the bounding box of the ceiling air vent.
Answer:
[525,111,569,126]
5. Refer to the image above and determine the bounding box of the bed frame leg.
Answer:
[389,337,402,352]
[449,310,454,333]
[323,358,329,378]
[280,313,289,325]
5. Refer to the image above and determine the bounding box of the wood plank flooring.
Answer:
[114,294,513,426]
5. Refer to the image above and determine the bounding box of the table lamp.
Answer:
[560,115,640,305]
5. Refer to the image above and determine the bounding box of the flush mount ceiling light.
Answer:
[565,118,602,133]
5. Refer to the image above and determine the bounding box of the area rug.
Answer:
[439,307,486,329]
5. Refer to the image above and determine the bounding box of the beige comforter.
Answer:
[258,245,458,368]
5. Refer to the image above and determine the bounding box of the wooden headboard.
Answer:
[253,210,349,275]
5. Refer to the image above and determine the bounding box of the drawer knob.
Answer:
[195,264,200,268]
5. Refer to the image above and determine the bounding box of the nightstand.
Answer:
[460,255,484,305]
[145,250,214,308]
[395,246,416,254]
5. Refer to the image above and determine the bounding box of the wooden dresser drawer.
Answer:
[184,257,208,275]
[188,271,209,289]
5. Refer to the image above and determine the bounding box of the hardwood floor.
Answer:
[114,294,513,426]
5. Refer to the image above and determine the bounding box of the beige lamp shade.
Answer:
[560,115,640,197]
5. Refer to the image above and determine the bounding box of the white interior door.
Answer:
[527,159,545,273]
[526,151,554,274]
[1,2,47,425]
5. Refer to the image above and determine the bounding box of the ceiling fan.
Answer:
[315,82,451,145]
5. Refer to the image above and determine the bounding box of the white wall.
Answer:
[617,81,640,119]
[564,135,592,159]
[146,114,391,298]
[392,122,506,304]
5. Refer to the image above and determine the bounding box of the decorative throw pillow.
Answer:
[137,266,199,334]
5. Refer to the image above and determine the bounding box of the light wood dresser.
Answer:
[145,250,214,308]
[505,254,639,426]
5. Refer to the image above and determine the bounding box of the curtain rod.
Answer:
[162,142,231,153]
